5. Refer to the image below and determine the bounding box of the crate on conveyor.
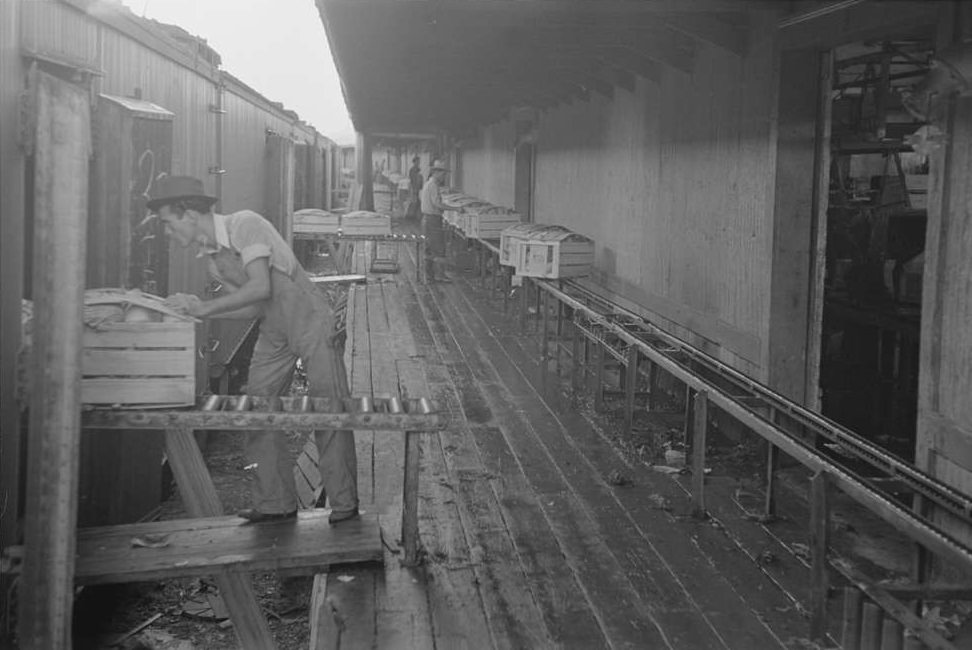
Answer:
[501,224,595,279]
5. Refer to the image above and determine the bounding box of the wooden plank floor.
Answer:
[319,230,805,649]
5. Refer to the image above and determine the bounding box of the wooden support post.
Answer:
[519,279,529,332]
[840,587,863,650]
[309,574,342,649]
[809,470,830,642]
[540,290,550,392]
[765,408,780,517]
[164,428,275,648]
[0,1,26,619]
[570,314,581,391]
[417,239,425,284]
[691,391,708,517]
[478,244,487,287]
[684,385,696,449]
[356,132,374,211]
[534,280,542,327]
[19,71,90,650]
[624,346,639,435]
[860,601,883,650]
[646,361,659,412]
[910,489,929,616]
[880,618,904,650]
[593,336,606,412]
[402,430,422,566]
[555,301,564,377]
[556,282,565,337]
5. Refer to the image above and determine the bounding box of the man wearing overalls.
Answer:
[150,176,359,524]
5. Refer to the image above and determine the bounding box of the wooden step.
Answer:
[72,510,382,585]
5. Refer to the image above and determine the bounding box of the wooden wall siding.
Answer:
[460,120,516,208]
[527,30,777,374]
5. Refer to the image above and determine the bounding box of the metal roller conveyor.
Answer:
[531,277,972,571]
[81,394,447,432]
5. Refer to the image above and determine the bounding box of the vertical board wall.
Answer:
[458,25,778,378]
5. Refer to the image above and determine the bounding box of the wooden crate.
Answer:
[514,227,595,279]
[82,321,195,406]
[341,210,391,236]
[293,208,340,235]
[499,223,564,266]
[464,210,523,239]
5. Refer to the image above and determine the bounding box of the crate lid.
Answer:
[525,226,592,243]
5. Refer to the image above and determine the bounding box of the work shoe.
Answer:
[237,508,298,524]
[329,508,360,524]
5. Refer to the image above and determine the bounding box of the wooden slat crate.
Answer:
[82,321,195,406]
[499,223,565,266]
[341,210,391,236]
[293,208,340,235]
[513,226,595,279]
[463,210,523,239]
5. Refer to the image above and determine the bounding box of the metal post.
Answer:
[570,312,581,392]
[765,407,779,518]
[540,289,550,385]
[691,391,708,517]
[624,346,638,435]
[519,278,529,332]
[810,470,830,641]
[646,360,659,412]
[593,334,606,412]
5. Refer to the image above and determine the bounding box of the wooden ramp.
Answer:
[74,511,382,585]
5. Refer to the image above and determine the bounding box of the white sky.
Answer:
[128,0,356,145]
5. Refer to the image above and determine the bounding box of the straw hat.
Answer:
[431,159,450,172]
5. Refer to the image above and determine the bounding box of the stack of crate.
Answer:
[500,223,595,279]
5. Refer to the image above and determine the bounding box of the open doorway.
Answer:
[817,40,934,461]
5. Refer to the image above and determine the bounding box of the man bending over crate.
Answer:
[150,175,359,525]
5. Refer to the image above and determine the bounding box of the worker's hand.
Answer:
[164,293,205,317]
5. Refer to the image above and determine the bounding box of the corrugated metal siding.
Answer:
[96,25,217,296]
[20,0,98,68]
[221,82,321,214]
[459,34,778,376]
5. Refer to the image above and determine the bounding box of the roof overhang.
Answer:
[315,0,754,136]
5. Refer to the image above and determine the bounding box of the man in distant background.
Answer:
[407,156,423,221]
[420,160,450,282]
